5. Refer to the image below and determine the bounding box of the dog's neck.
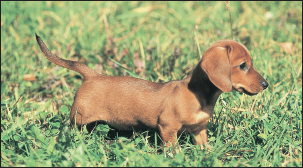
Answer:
[186,61,223,108]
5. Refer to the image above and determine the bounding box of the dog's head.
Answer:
[201,39,268,95]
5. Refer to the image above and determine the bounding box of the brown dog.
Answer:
[36,34,268,146]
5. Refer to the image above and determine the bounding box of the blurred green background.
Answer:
[1,1,302,167]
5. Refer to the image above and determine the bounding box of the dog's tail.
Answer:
[35,33,99,80]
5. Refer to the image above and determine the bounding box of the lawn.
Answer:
[1,1,302,167]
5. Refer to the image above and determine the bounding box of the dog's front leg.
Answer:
[158,123,182,147]
[193,124,208,145]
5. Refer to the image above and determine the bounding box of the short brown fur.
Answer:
[36,34,268,146]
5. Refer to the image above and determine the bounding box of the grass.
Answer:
[1,1,302,167]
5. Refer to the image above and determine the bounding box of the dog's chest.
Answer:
[180,109,213,133]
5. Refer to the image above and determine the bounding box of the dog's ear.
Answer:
[201,45,233,92]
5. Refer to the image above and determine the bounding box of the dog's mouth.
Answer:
[235,87,258,96]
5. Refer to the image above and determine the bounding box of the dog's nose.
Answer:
[261,81,269,90]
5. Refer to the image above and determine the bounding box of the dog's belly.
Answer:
[106,120,146,130]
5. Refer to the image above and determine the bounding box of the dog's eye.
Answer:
[239,62,248,70]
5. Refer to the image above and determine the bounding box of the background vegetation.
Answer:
[1,1,302,166]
